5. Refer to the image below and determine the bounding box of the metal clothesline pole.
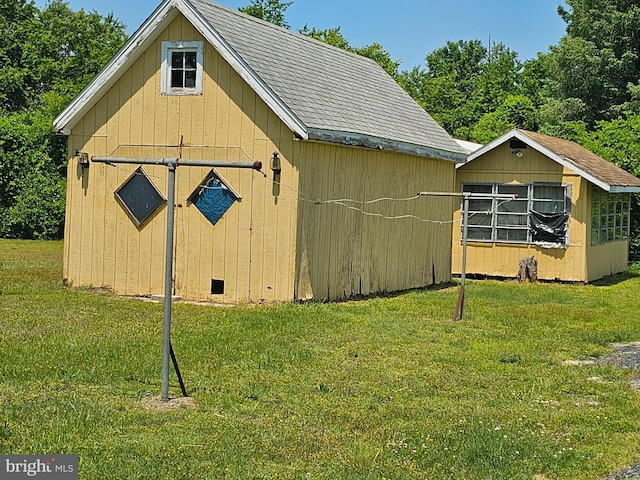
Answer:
[417,191,516,321]
[92,156,262,401]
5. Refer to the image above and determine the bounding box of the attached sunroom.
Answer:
[453,129,640,282]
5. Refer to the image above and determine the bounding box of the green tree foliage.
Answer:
[0,0,126,113]
[299,25,350,49]
[239,0,292,29]
[471,95,537,144]
[548,0,640,125]
[0,0,127,239]
[0,109,66,239]
[398,40,524,141]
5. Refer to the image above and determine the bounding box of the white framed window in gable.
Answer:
[161,41,204,95]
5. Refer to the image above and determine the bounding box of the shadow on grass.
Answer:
[592,269,640,287]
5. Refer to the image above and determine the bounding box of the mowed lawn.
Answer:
[2,240,640,479]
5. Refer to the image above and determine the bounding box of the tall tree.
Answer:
[548,0,640,124]
[471,94,537,143]
[0,0,127,239]
[298,25,350,49]
[399,39,524,140]
[0,0,126,113]
[239,0,292,29]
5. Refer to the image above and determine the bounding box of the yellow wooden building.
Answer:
[54,0,466,304]
[452,129,640,282]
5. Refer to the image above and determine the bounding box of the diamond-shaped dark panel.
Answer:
[114,166,166,228]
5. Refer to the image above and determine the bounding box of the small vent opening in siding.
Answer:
[211,279,225,295]
[509,138,528,150]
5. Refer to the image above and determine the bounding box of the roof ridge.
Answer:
[191,0,382,67]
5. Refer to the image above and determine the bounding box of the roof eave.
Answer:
[459,129,625,191]
[608,185,640,193]
[308,128,467,163]
[54,0,180,134]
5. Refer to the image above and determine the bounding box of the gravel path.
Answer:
[598,343,640,480]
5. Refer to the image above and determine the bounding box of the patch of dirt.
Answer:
[596,343,640,480]
[139,395,196,411]
[563,359,596,366]
[600,343,640,372]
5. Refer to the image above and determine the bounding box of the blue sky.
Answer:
[35,0,569,70]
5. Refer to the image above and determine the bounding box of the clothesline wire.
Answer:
[98,161,515,225]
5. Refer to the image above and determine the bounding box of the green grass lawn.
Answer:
[2,239,640,479]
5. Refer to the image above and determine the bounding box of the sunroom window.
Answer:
[462,182,571,248]
[591,188,630,245]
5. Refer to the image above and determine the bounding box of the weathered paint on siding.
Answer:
[452,142,591,282]
[63,13,456,303]
[64,14,299,304]
[293,144,456,301]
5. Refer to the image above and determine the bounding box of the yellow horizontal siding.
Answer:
[64,13,457,303]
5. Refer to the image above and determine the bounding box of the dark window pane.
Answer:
[467,227,492,240]
[184,51,197,69]
[468,198,492,211]
[171,51,184,69]
[533,200,564,213]
[468,213,492,226]
[497,214,528,226]
[185,70,196,88]
[498,184,528,198]
[533,185,564,200]
[497,228,528,241]
[171,70,183,88]
[498,199,527,213]
[114,167,166,228]
[463,184,492,194]
[615,228,622,240]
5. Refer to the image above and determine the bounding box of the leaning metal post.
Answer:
[453,194,470,321]
[161,159,177,400]
[92,156,262,401]
[417,191,515,322]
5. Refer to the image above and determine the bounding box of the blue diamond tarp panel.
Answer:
[193,178,237,225]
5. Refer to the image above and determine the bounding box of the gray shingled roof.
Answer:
[188,0,466,161]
